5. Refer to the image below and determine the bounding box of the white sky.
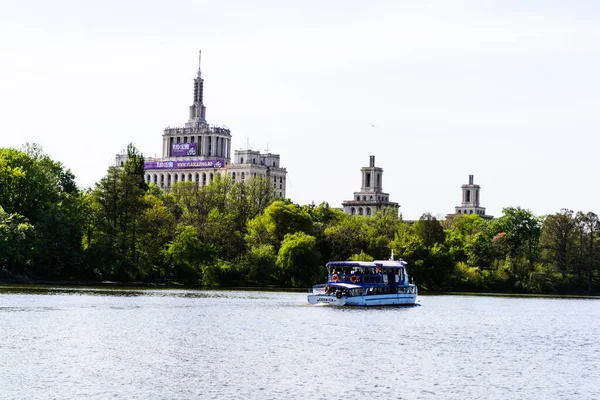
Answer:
[1,0,599,220]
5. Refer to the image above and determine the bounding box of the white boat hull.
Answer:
[307,293,417,306]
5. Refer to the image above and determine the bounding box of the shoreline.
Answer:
[1,281,599,298]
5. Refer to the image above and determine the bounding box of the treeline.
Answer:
[1,144,599,294]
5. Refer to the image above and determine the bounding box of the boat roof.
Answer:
[326,260,407,269]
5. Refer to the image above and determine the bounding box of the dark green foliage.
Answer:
[2,143,600,292]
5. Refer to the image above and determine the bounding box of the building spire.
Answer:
[198,50,202,77]
[187,49,207,126]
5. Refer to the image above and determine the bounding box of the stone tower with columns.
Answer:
[342,155,399,217]
[450,174,493,219]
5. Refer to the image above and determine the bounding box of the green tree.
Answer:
[164,225,215,283]
[276,232,320,287]
[0,206,33,274]
[539,209,578,280]
[323,216,367,260]
[245,244,278,285]
[575,211,599,292]
[0,145,86,278]
[413,213,445,249]
[245,200,312,249]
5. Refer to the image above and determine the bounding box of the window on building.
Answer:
[366,173,371,187]
[356,196,360,201]
[191,136,195,143]
[177,137,181,144]
[272,161,276,167]
[370,196,373,200]
[363,196,366,201]
[195,173,199,183]
[241,157,244,164]
[203,173,207,185]
[358,208,363,216]
[469,210,473,214]
[351,207,355,215]
[377,174,381,187]
[466,191,471,202]
[184,136,188,143]
[366,207,371,216]
[210,173,214,182]
[188,173,192,181]
[252,158,256,164]
[241,172,245,180]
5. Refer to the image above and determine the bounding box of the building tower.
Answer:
[114,50,287,197]
[187,50,207,126]
[342,155,399,217]
[450,174,493,219]
[158,50,232,161]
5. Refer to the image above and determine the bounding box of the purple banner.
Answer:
[144,159,224,170]
[172,142,198,156]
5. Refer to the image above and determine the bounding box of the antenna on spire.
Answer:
[198,50,202,74]
[265,142,270,152]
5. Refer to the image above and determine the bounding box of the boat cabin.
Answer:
[325,261,409,286]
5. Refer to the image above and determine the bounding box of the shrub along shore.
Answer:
[1,144,599,294]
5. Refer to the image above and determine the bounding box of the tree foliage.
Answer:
[2,143,600,293]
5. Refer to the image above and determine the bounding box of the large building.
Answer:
[448,174,493,220]
[115,51,287,197]
[341,156,399,217]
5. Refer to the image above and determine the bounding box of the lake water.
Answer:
[0,286,599,400]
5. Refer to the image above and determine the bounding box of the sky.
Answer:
[1,0,600,220]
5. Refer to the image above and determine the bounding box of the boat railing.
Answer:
[328,274,386,284]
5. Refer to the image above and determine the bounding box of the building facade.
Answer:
[341,156,399,217]
[115,51,287,197]
[448,174,492,220]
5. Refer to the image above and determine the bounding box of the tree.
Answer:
[276,232,320,287]
[413,213,445,249]
[539,209,578,279]
[323,216,367,261]
[164,225,215,283]
[0,206,32,274]
[0,145,86,278]
[245,200,313,249]
[575,211,599,292]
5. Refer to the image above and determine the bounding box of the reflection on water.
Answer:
[1,286,599,400]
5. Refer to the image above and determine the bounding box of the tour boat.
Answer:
[307,259,418,306]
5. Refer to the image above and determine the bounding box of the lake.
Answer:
[1,286,599,399]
